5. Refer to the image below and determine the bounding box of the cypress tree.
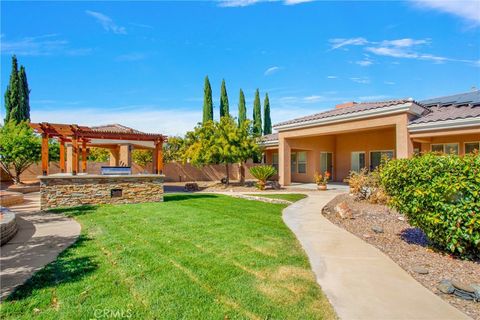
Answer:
[238,89,246,126]
[219,79,229,118]
[18,65,31,121]
[202,76,213,123]
[252,88,262,136]
[263,93,272,135]
[4,55,20,123]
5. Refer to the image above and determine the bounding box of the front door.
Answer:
[320,152,333,180]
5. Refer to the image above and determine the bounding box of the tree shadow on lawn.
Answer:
[6,235,98,301]
[399,227,429,247]
[164,194,220,202]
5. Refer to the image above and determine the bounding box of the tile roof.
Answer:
[274,99,420,127]
[262,133,278,142]
[90,124,145,134]
[411,90,480,124]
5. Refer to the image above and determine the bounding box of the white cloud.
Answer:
[326,75,338,79]
[218,0,260,7]
[411,0,480,26]
[356,59,373,66]
[264,66,281,75]
[303,95,324,103]
[85,10,127,34]
[380,38,429,47]
[284,0,314,5]
[350,77,370,84]
[384,81,396,85]
[1,34,91,56]
[329,37,368,50]
[358,95,389,101]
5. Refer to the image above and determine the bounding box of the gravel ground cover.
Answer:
[322,194,479,319]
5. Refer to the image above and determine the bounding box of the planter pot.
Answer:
[317,184,327,191]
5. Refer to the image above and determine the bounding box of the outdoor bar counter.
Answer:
[39,174,164,210]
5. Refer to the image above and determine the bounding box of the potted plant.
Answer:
[314,171,330,190]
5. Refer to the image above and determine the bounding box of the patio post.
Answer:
[41,133,49,176]
[72,136,79,175]
[279,136,291,186]
[82,139,87,173]
[59,140,66,173]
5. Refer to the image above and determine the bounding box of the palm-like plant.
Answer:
[249,165,277,190]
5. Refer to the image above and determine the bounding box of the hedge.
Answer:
[380,152,480,257]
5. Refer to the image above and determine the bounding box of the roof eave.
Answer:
[407,117,480,133]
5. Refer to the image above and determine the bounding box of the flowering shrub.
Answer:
[314,171,330,186]
[380,152,480,257]
[347,168,389,204]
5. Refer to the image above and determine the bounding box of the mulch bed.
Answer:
[322,194,480,319]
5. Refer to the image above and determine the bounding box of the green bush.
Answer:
[249,165,277,190]
[380,152,480,257]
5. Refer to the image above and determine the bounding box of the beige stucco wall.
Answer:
[418,133,480,154]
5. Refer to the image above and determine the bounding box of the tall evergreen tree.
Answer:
[252,88,262,136]
[18,65,31,121]
[263,93,272,135]
[4,55,20,123]
[202,76,213,123]
[219,79,229,118]
[237,89,246,126]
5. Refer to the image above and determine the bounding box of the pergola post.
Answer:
[41,133,49,176]
[72,136,79,175]
[82,139,87,173]
[59,140,66,173]
[153,140,164,174]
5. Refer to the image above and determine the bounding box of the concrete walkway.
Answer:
[1,192,81,300]
[283,191,470,320]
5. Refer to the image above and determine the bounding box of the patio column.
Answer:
[82,140,87,173]
[279,136,291,186]
[59,140,66,173]
[72,136,79,175]
[153,140,164,174]
[41,133,49,176]
[396,115,414,159]
[109,147,119,166]
[119,144,132,167]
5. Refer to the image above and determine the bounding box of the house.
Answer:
[262,90,480,185]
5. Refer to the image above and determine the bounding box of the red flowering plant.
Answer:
[314,171,330,186]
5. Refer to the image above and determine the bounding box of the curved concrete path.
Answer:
[283,191,470,320]
[1,192,81,301]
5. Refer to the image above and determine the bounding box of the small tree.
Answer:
[238,89,247,126]
[163,136,184,163]
[263,93,271,135]
[0,121,40,184]
[219,79,229,118]
[88,147,110,162]
[202,76,213,123]
[132,149,153,171]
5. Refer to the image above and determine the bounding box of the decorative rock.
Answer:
[452,280,475,293]
[334,201,354,219]
[471,284,480,300]
[372,226,384,233]
[437,280,454,294]
[397,216,405,221]
[412,266,429,275]
[184,182,199,192]
[363,233,372,239]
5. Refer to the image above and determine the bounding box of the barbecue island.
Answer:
[31,123,166,210]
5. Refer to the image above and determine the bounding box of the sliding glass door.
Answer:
[320,152,333,180]
[351,152,366,173]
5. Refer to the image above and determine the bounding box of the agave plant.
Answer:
[249,165,277,190]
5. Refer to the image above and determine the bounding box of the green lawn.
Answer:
[1,194,334,320]
[245,193,308,203]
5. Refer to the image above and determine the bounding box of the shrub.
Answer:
[347,168,388,204]
[249,165,277,190]
[380,152,480,257]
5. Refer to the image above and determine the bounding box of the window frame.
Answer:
[464,141,480,154]
[431,143,459,155]
[351,151,366,173]
[272,153,279,172]
[297,151,307,174]
[369,150,394,170]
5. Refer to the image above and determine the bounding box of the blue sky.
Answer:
[1,0,479,135]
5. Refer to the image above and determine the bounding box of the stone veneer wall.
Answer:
[39,175,164,210]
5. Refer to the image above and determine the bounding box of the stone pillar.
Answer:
[119,144,132,167]
[109,147,119,166]
[278,136,291,186]
[396,115,414,159]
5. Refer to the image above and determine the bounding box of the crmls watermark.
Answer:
[93,308,133,319]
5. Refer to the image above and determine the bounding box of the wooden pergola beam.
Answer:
[59,140,66,173]
[82,139,87,173]
[41,133,49,176]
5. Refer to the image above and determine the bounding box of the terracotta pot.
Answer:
[317,184,327,191]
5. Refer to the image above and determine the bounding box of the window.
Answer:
[291,153,297,173]
[370,151,394,170]
[297,152,307,173]
[351,152,365,173]
[431,143,459,155]
[272,153,279,171]
[465,142,480,154]
[290,151,307,174]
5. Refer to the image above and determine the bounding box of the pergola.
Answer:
[30,122,167,176]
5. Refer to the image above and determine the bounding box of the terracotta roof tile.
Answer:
[90,124,145,134]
